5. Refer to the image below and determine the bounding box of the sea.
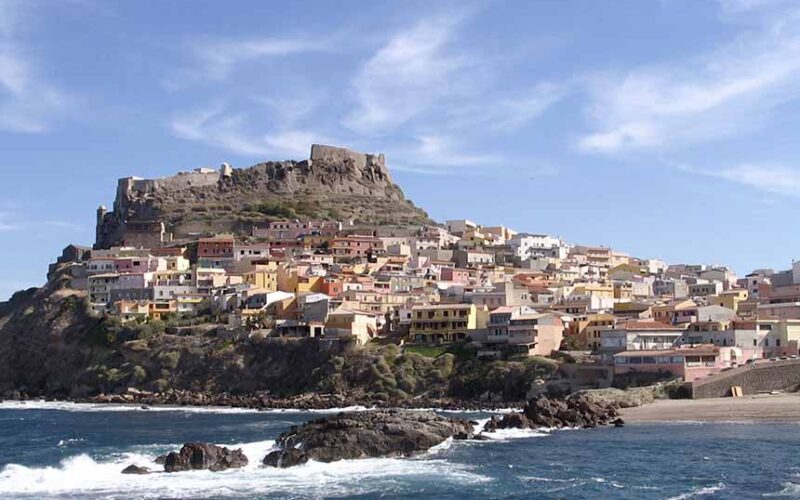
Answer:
[0,401,798,499]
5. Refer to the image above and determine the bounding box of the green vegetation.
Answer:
[403,345,447,358]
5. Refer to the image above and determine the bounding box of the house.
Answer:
[198,235,235,259]
[600,320,686,359]
[652,299,697,324]
[712,289,748,312]
[480,307,563,357]
[330,235,384,258]
[440,267,471,284]
[252,220,341,240]
[242,263,278,292]
[87,273,120,309]
[453,250,495,269]
[325,307,379,345]
[410,303,487,344]
[688,281,723,297]
[613,345,734,382]
[570,312,616,350]
[445,219,478,236]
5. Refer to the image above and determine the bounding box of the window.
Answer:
[777,339,781,347]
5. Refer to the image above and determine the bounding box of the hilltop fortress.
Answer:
[95,145,431,249]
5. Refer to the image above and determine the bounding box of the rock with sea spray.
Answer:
[263,409,474,467]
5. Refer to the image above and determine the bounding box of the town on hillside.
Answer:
[51,214,800,391]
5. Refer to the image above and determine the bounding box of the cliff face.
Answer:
[96,144,432,248]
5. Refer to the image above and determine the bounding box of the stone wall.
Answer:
[691,360,800,398]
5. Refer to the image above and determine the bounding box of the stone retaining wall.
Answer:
[691,359,800,398]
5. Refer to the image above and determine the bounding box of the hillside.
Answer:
[0,264,555,405]
[95,144,433,248]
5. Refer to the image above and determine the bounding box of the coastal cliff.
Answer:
[95,144,432,248]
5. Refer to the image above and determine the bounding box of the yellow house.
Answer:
[571,312,615,350]
[276,265,323,293]
[243,263,278,292]
[712,289,748,312]
[410,303,487,344]
[572,282,614,300]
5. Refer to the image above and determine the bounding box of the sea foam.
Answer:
[0,437,489,499]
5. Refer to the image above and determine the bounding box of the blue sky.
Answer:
[2,0,800,299]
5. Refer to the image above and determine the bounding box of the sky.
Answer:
[2,0,800,299]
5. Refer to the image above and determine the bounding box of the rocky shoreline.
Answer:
[116,395,625,474]
[1,388,522,412]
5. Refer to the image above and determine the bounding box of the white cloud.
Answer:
[664,159,800,197]
[170,104,327,159]
[344,16,470,134]
[192,36,329,80]
[0,1,70,133]
[410,134,499,167]
[170,106,271,156]
[445,82,567,134]
[342,14,564,175]
[578,5,800,154]
[716,164,800,196]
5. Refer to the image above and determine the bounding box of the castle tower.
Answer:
[96,205,107,244]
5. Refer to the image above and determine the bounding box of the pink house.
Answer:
[440,267,471,284]
[114,257,161,274]
[613,345,733,382]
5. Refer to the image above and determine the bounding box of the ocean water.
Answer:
[0,401,799,499]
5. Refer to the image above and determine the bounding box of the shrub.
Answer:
[131,365,147,383]
[158,351,181,370]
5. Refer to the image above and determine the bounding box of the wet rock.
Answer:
[163,443,248,472]
[263,410,473,467]
[262,448,309,468]
[154,454,167,465]
[121,464,150,475]
[483,395,620,432]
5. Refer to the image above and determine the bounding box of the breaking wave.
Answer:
[0,400,372,415]
[0,438,489,499]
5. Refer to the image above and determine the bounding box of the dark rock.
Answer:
[263,410,473,467]
[262,448,309,468]
[613,418,625,428]
[163,443,248,472]
[121,464,150,475]
[522,394,618,429]
[154,454,167,465]
[483,416,499,433]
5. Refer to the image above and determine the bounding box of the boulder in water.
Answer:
[263,448,309,468]
[163,443,248,472]
[483,394,620,432]
[121,464,150,475]
[262,410,473,467]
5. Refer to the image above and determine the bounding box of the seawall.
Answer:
[691,359,800,398]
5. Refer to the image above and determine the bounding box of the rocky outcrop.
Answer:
[163,443,248,472]
[483,394,620,432]
[121,464,150,475]
[262,410,474,467]
[95,144,432,248]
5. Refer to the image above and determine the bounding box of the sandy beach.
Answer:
[621,393,800,422]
